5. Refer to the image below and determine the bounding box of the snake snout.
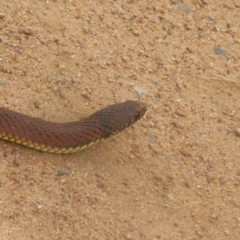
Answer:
[114,100,146,127]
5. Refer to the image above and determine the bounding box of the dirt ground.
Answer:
[0,0,240,239]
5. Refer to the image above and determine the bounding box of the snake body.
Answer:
[0,100,146,153]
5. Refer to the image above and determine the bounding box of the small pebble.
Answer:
[122,56,128,62]
[59,65,65,69]
[14,158,20,166]
[133,29,140,36]
[133,86,148,96]
[235,128,240,137]
[59,92,65,98]
[224,230,229,235]
[175,109,186,117]
[219,177,227,185]
[179,149,192,157]
[34,101,41,109]
[126,233,131,239]
[209,15,215,20]
[173,157,179,163]
[3,151,8,157]
[15,49,22,54]
[167,193,175,201]
[178,5,191,13]
[148,135,157,144]
[149,122,155,127]
[72,78,80,83]
[211,213,218,220]
[22,28,33,36]
[60,178,66,184]
[81,91,90,99]
[214,47,226,56]
[0,13,5,19]
[37,204,43,209]
[57,170,69,176]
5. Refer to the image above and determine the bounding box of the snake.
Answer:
[0,100,146,154]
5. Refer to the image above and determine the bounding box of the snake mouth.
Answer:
[135,101,147,119]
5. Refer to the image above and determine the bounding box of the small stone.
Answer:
[22,28,33,36]
[14,158,20,166]
[0,13,5,19]
[148,135,157,144]
[133,29,140,36]
[173,157,179,163]
[218,118,223,123]
[3,151,8,157]
[224,230,229,235]
[72,78,80,83]
[179,149,192,157]
[122,56,128,62]
[209,15,215,20]
[214,47,226,56]
[219,177,227,185]
[15,50,22,54]
[149,122,155,127]
[57,170,69,176]
[167,193,175,201]
[34,101,40,109]
[59,92,65,98]
[126,233,131,239]
[133,86,148,96]
[211,213,218,220]
[178,5,191,13]
[81,91,89,99]
[175,109,186,117]
[235,128,240,137]
[37,204,43,209]
[60,178,66,184]
[173,222,178,227]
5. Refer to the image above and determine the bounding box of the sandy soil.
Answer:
[0,0,240,239]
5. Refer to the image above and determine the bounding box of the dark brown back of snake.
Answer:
[0,100,146,149]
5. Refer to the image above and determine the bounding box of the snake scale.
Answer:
[0,100,146,154]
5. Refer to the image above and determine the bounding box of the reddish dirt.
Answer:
[0,1,240,239]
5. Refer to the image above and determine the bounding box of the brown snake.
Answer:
[0,100,146,153]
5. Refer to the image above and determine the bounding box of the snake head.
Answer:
[90,100,147,138]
